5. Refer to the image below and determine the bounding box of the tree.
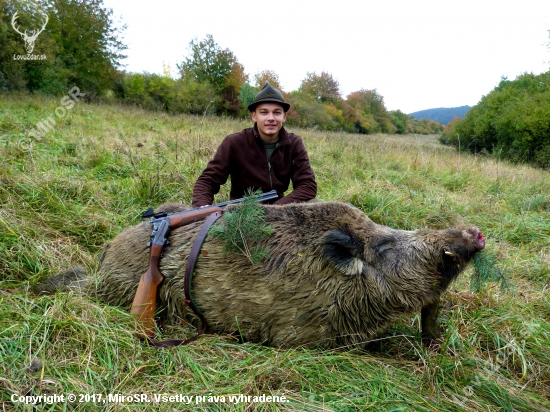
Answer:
[346,89,387,118]
[178,34,231,92]
[345,89,389,133]
[177,34,247,115]
[238,82,255,114]
[46,0,127,95]
[253,69,283,90]
[222,56,247,114]
[299,71,341,103]
[389,110,409,134]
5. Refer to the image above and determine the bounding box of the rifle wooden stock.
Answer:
[130,244,164,339]
[130,206,223,340]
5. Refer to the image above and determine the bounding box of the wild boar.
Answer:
[38,201,485,349]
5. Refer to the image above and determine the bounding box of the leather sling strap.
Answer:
[148,211,223,348]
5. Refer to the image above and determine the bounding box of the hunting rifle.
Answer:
[130,190,279,341]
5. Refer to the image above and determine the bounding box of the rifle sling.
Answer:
[148,211,223,348]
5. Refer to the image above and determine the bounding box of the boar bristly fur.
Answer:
[38,201,485,349]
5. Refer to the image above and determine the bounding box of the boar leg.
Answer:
[421,301,441,341]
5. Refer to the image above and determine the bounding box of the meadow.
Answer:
[1,94,549,411]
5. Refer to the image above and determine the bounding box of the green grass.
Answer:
[1,93,549,411]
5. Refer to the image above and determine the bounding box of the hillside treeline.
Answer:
[409,106,471,125]
[0,0,442,135]
[440,71,550,169]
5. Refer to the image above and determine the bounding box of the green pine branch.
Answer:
[471,251,513,293]
[209,190,273,264]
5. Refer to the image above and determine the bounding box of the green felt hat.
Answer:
[248,82,290,112]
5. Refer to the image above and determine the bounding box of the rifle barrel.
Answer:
[148,190,279,224]
[212,189,279,209]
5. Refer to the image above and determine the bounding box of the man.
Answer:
[191,82,317,207]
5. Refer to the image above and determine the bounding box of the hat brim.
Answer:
[248,99,290,112]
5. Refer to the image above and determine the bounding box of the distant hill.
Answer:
[409,106,471,125]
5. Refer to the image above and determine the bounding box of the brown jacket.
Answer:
[192,124,317,207]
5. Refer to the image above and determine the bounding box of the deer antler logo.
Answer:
[11,11,49,54]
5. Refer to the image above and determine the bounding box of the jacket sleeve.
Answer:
[275,136,317,205]
[191,137,232,207]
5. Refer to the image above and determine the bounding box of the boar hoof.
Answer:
[421,301,441,342]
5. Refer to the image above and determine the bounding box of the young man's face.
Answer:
[251,102,287,142]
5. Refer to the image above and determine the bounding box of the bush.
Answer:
[120,73,156,109]
[286,92,339,130]
[441,72,550,169]
[389,110,409,134]
[175,79,217,115]
[117,73,217,115]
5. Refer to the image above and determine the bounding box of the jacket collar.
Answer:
[252,123,290,145]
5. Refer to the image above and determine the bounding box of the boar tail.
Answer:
[32,266,90,295]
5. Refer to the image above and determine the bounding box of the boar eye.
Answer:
[320,229,365,276]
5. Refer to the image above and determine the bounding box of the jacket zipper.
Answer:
[267,141,280,190]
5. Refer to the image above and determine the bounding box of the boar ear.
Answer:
[320,230,364,276]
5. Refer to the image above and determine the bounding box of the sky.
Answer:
[101,0,550,114]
